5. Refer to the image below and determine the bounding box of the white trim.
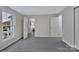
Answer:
[62,38,74,48]
[74,45,79,50]
[0,34,22,50]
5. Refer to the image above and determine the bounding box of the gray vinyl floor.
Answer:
[1,36,79,52]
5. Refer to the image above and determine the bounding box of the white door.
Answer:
[50,17,62,37]
[75,7,79,49]
[23,17,28,39]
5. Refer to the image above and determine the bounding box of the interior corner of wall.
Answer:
[62,38,74,48]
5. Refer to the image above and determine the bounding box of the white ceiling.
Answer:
[9,6,67,15]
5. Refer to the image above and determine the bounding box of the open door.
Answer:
[74,7,79,49]
[23,17,28,39]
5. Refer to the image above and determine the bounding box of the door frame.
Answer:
[74,6,79,48]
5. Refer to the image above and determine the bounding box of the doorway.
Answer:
[29,18,36,37]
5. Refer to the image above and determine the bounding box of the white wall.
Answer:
[23,16,28,39]
[59,6,74,47]
[58,15,63,36]
[0,6,23,50]
[50,16,62,37]
[31,15,50,37]
[28,15,62,37]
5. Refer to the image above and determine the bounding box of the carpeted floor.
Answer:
[1,37,79,52]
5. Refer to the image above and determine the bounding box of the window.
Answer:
[2,12,15,40]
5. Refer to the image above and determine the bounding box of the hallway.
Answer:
[2,37,78,52]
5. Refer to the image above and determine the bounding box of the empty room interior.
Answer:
[0,6,79,52]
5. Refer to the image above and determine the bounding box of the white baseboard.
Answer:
[74,45,79,50]
[62,39,74,48]
[0,35,22,50]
